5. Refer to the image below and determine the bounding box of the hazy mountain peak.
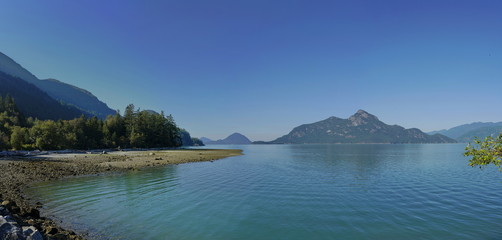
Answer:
[356,109,368,115]
[348,109,378,126]
[202,132,252,145]
[229,132,245,137]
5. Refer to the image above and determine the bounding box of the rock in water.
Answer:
[23,226,43,240]
[0,215,23,240]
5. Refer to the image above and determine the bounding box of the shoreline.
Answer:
[0,149,243,240]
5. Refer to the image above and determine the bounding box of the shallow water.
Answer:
[30,144,502,240]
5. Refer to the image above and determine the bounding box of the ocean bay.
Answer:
[30,144,502,240]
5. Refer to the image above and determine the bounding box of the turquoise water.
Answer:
[31,144,502,240]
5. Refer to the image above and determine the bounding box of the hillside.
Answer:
[428,122,502,139]
[37,78,116,118]
[0,52,40,84]
[456,126,502,142]
[0,52,115,119]
[271,110,456,144]
[0,71,83,120]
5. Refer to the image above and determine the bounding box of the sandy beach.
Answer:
[0,149,242,240]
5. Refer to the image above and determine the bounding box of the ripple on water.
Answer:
[30,144,502,240]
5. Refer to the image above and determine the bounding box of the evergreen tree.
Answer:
[0,97,185,151]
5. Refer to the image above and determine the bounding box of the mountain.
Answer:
[270,110,456,144]
[0,71,83,120]
[202,133,252,145]
[199,137,213,145]
[428,122,502,140]
[35,78,116,119]
[455,126,502,143]
[0,52,115,119]
[0,52,40,84]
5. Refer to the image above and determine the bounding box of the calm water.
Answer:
[30,144,502,240]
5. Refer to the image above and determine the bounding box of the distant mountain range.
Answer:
[268,110,455,144]
[0,52,115,119]
[199,137,213,144]
[3,51,498,145]
[201,133,252,145]
[428,122,502,142]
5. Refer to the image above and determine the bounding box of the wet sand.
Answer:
[0,149,242,240]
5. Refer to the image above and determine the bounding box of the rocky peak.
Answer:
[348,109,379,126]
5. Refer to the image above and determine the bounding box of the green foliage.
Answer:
[464,135,502,170]
[10,126,29,150]
[0,95,184,151]
[103,113,127,147]
[30,120,65,150]
[0,130,9,150]
[191,138,204,146]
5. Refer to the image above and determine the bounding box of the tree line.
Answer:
[0,95,202,151]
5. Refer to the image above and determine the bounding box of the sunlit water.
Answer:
[29,144,502,240]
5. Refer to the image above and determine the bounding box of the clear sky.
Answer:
[1,0,501,141]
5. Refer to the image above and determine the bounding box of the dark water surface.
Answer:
[30,144,502,240]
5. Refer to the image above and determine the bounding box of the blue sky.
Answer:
[1,0,502,141]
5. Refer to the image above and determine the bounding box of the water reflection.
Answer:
[121,165,179,198]
[30,144,502,240]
